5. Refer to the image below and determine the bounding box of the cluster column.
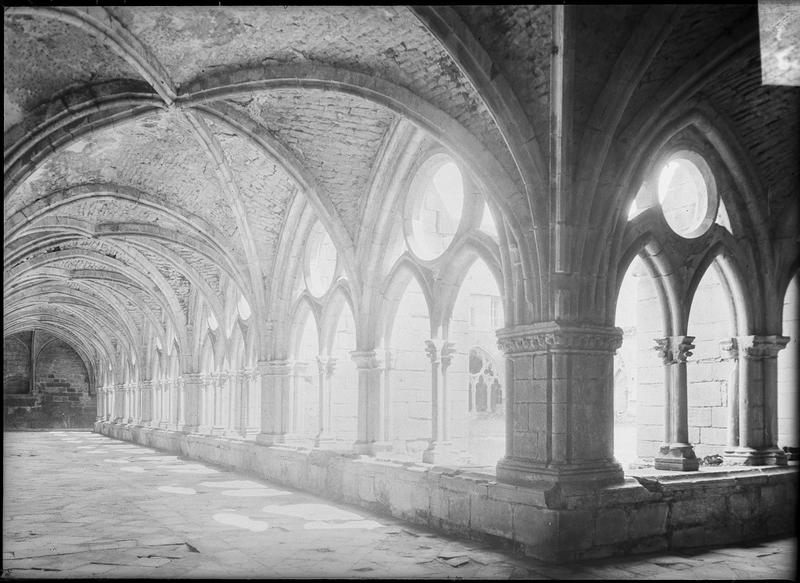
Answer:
[725,335,789,465]
[495,323,624,487]
[422,339,456,464]
[315,356,337,447]
[180,373,202,433]
[653,336,699,471]
[210,372,227,435]
[351,350,390,455]
[140,380,153,426]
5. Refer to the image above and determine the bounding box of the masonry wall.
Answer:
[3,331,96,429]
[97,421,798,563]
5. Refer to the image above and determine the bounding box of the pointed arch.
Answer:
[378,256,435,347]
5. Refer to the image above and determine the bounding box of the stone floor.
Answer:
[3,430,797,580]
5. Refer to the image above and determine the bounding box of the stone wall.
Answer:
[4,331,96,429]
[97,421,798,563]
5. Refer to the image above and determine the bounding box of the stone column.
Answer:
[180,373,202,433]
[255,360,295,445]
[196,374,212,433]
[725,335,789,465]
[495,323,625,487]
[719,338,740,451]
[291,361,310,437]
[168,376,183,431]
[352,350,390,455]
[315,356,337,447]
[423,340,456,464]
[140,380,152,426]
[242,368,261,437]
[653,336,699,471]
[96,387,105,421]
[113,383,124,422]
[210,372,227,435]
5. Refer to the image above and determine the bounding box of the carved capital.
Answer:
[497,323,623,354]
[653,336,695,364]
[316,356,336,376]
[718,338,738,361]
[423,340,455,364]
[738,335,789,359]
[350,350,382,370]
[258,360,292,376]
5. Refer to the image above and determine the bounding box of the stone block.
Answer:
[688,406,712,427]
[557,510,595,551]
[514,356,533,381]
[533,355,549,380]
[670,525,706,548]
[671,495,727,526]
[628,502,668,538]
[594,507,627,544]
[512,505,558,547]
[729,490,757,521]
[470,497,513,538]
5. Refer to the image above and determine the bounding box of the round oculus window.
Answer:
[657,154,717,238]
[406,158,465,260]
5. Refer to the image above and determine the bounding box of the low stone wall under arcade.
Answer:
[96,421,797,562]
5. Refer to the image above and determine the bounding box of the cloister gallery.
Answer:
[3,4,798,562]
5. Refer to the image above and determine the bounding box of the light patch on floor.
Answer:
[103,459,131,463]
[261,503,364,521]
[157,486,197,495]
[199,480,265,489]
[120,466,146,473]
[156,465,218,474]
[135,456,180,462]
[304,520,383,530]
[61,439,83,443]
[212,513,270,532]
[220,488,290,497]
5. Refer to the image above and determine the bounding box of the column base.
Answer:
[179,424,199,434]
[723,446,788,466]
[209,426,226,436]
[655,443,700,471]
[496,456,624,487]
[314,431,338,448]
[422,441,457,465]
[353,440,392,456]
[255,432,302,446]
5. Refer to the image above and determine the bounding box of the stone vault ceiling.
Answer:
[3,6,523,368]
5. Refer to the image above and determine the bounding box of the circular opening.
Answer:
[657,154,716,238]
[304,222,338,296]
[406,157,464,260]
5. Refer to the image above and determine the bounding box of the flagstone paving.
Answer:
[3,431,797,579]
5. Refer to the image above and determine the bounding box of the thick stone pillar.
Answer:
[352,350,390,455]
[719,338,740,451]
[422,340,456,464]
[653,336,699,471]
[140,380,152,426]
[255,360,294,444]
[168,376,183,431]
[726,335,789,465]
[180,373,202,433]
[495,323,624,487]
[315,356,337,447]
